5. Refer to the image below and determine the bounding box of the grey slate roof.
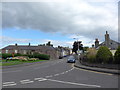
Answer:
[2,45,55,51]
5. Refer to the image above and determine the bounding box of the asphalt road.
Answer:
[1,58,119,88]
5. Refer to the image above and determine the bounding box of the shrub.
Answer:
[2,53,12,59]
[96,46,113,64]
[1,53,50,60]
[27,53,50,60]
[86,48,97,63]
[114,46,120,64]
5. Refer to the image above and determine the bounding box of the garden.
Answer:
[0,53,50,66]
[80,46,120,70]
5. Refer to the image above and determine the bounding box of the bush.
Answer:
[86,48,97,63]
[1,53,12,59]
[114,46,120,64]
[96,46,113,64]
[1,53,50,60]
[27,53,50,60]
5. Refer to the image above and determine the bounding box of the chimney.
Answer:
[15,43,17,46]
[29,43,30,46]
[92,44,94,48]
[105,31,110,47]
[95,38,99,48]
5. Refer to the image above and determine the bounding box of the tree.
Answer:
[46,41,53,47]
[86,48,97,63]
[72,41,83,54]
[96,46,113,64]
[83,47,89,51]
[114,46,120,64]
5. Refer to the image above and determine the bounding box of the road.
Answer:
[2,57,119,88]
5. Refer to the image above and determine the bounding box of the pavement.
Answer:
[74,60,120,75]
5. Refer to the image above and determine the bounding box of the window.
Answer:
[15,50,18,53]
[6,50,8,53]
[23,50,26,54]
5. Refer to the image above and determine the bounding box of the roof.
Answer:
[2,45,55,51]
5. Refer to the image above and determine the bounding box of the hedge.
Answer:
[1,53,50,60]
[114,46,120,64]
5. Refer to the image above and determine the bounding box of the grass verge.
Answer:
[0,59,46,66]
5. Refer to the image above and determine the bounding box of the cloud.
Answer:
[2,0,119,45]
[0,36,31,48]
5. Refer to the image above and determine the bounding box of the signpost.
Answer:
[77,49,83,62]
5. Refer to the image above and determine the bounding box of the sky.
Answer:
[1,0,119,48]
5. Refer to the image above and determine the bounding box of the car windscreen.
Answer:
[68,56,75,59]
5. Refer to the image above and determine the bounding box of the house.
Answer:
[55,46,71,58]
[1,43,57,59]
[95,31,120,50]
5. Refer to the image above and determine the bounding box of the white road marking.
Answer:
[20,79,31,82]
[65,71,69,73]
[45,75,53,78]
[2,70,22,73]
[34,78,47,82]
[21,81,34,84]
[20,79,34,84]
[54,74,60,76]
[60,72,65,74]
[3,82,17,87]
[3,82,15,84]
[47,79,101,88]
[34,78,44,80]
[38,79,47,82]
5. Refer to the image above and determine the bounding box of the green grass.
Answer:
[0,59,46,66]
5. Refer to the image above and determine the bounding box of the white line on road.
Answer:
[20,79,34,84]
[34,78,47,82]
[3,82,15,84]
[54,74,60,76]
[60,72,65,74]
[20,79,31,82]
[3,82,17,87]
[47,79,101,88]
[3,83,17,87]
[21,81,34,84]
[45,75,53,78]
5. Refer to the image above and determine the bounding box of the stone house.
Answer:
[55,46,71,58]
[95,31,120,50]
[1,43,57,59]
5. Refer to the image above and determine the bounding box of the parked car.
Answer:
[67,56,76,63]
[6,57,13,60]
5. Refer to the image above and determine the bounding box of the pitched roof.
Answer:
[2,45,55,51]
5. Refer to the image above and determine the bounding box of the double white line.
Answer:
[3,82,17,87]
[20,79,34,84]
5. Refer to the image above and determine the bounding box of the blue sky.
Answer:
[1,0,119,48]
[2,28,75,48]
[3,28,69,40]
